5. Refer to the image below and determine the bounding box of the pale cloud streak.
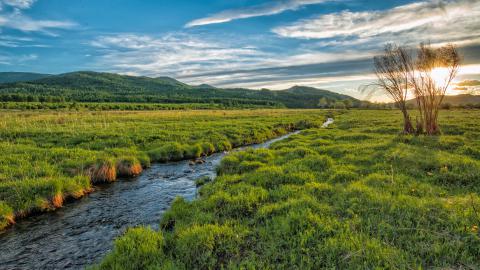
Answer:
[1,0,36,9]
[90,33,373,82]
[0,0,76,34]
[90,34,270,77]
[273,0,480,46]
[0,53,37,65]
[185,0,326,28]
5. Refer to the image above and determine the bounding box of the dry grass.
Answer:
[88,160,117,183]
[116,158,143,177]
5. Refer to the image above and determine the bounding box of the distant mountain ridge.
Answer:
[406,94,480,106]
[0,71,358,108]
[0,72,51,83]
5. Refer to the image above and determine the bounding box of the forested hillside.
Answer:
[0,71,358,108]
[0,72,51,84]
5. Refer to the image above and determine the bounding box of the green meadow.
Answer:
[96,109,480,269]
[0,109,322,230]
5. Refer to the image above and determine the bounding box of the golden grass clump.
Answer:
[116,157,143,177]
[88,159,117,183]
[51,194,64,208]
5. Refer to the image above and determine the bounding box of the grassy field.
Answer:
[96,110,480,269]
[0,109,324,230]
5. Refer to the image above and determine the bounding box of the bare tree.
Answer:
[410,43,460,135]
[374,44,414,134]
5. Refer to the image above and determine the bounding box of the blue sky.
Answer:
[0,0,479,100]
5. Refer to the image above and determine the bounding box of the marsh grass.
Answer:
[96,110,480,269]
[0,109,323,230]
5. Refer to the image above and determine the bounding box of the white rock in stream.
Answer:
[322,118,334,128]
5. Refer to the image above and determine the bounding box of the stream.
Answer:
[0,132,297,270]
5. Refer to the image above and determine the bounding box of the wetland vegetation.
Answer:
[96,109,480,269]
[0,109,322,230]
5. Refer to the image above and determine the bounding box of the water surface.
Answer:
[0,132,296,270]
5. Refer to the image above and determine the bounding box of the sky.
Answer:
[0,0,479,101]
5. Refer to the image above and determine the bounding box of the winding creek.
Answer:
[0,132,298,270]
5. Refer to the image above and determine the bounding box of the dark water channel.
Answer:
[0,132,297,270]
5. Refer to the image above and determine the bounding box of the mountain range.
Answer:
[0,71,358,108]
[1,71,478,108]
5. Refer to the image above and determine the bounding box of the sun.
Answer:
[430,67,450,87]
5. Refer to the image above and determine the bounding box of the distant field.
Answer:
[96,110,480,269]
[0,109,325,230]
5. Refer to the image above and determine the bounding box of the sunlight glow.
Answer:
[431,67,450,88]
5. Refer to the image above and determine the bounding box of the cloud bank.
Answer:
[273,0,480,47]
[185,0,326,27]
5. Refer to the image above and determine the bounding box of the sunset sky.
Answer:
[0,0,479,100]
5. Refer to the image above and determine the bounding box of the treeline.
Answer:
[0,102,283,111]
[0,93,282,107]
[0,93,65,102]
[0,71,358,108]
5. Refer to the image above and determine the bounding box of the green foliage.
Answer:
[95,227,172,270]
[0,109,324,229]
[195,176,212,187]
[98,109,480,269]
[0,71,358,108]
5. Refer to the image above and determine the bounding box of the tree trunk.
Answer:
[401,109,414,134]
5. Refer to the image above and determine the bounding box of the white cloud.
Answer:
[273,0,480,46]
[91,34,269,77]
[0,8,76,33]
[185,0,326,28]
[0,53,37,65]
[1,0,36,9]
[90,33,374,83]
